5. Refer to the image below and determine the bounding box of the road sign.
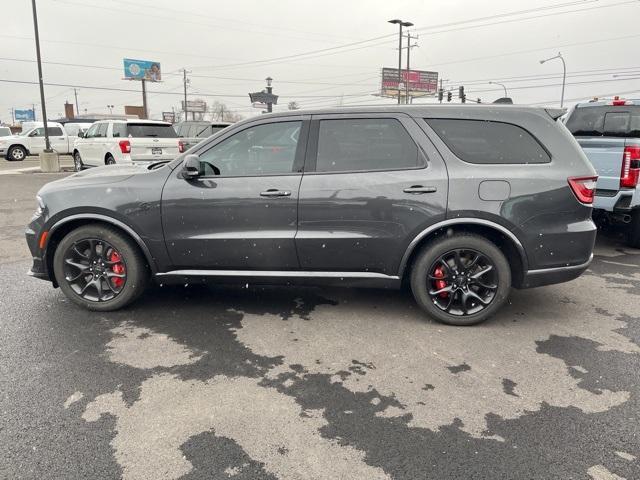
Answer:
[381,68,438,98]
[249,91,278,105]
[123,59,162,82]
[162,112,176,123]
[14,109,35,121]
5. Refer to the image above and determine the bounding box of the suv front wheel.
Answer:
[410,233,511,326]
[53,224,148,311]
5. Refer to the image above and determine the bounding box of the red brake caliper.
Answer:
[433,266,448,298]
[109,251,125,288]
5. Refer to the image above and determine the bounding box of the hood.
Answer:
[39,164,152,195]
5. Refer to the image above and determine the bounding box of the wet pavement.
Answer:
[1,173,639,479]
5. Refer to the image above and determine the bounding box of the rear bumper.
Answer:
[594,188,639,212]
[519,254,592,289]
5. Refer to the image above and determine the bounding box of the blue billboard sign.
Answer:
[15,109,35,121]
[123,58,162,82]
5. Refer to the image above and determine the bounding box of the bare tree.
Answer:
[288,101,300,110]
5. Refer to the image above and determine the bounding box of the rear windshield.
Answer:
[426,118,551,164]
[565,105,640,137]
[126,123,177,138]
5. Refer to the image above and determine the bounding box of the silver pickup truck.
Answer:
[565,98,640,247]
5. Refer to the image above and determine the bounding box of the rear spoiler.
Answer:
[545,108,567,120]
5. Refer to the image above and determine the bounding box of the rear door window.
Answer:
[48,127,63,136]
[315,118,420,172]
[426,119,551,164]
[126,123,177,138]
[566,105,640,137]
[112,123,127,138]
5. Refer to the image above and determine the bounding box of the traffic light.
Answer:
[447,91,452,102]
[476,98,481,104]
[458,86,464,99]
[438,88,444,102]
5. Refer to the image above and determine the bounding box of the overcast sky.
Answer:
[1,0,640,123]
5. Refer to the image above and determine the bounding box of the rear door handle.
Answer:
[403,185,437,194]
[260,189,291,197]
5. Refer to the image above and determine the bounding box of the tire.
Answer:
[410,233,511,326]
[53,224,149,311]
[7,145,27,161]
[73,151,84,172]
[628,210,640,249]
[105,155,115,165]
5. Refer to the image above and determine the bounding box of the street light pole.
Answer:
[266,77,273,113]
[30,0,51,152]
[388,19,413,105]
[489,81,508,98]
[539,52,566,108]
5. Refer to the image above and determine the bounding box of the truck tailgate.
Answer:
[575,137,624,192]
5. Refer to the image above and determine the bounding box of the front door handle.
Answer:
[260,189,291,197]
[403,185,437,194]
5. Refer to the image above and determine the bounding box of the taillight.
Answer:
[568,176,598,204]
[621,145,640,188]
[178,140,185,153]
[118,140,131,154]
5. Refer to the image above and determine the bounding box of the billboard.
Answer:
[15,109,35,121]
[162,112,176,123]
[381,68,438,98]
[123,58,162,82]
[181,100,207,113]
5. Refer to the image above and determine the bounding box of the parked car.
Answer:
[27,105,597,325]
[564,97,640,247]
[174,120,232,152]
[0,122,82,161]
[0,126,12,137]
[72,119,179,171]
[62,122,93,138]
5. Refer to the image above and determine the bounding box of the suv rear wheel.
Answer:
[410,233,511,326]
[53,224,148,311]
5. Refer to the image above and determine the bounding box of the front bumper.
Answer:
[0,147,7,156]
[519,254,593,289]
[25,220,52,283]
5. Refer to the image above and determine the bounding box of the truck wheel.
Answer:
[410,233,512,326]
[73,151,84,172]
[105,155,115,165]
[628,211,640,249]
[7,146,27,161]
[52,224,149,311]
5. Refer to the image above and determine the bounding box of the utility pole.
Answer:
[388,19,413,105]
[9,108,15,125]
[32,103,36,121]
[266,77,273,113]
[404,32,418,104]
[31,0,49,151]
[182,68,189,121]
[74,88,79,117]
[141,79,148,119]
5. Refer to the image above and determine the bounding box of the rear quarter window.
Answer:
[425,119,551,164]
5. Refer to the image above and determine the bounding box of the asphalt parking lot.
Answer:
[1,172,639,480]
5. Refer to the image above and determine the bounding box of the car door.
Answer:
[47,126,67,153]
[78,123,99,165]
[27,127,46,154]
[162,116,309,270]
[296,113,448,276]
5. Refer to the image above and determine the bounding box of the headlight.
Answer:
[34,195,45,217]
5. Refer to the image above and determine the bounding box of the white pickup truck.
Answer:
[0,122,90,161]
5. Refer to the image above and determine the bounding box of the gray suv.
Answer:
[26,106,597,325]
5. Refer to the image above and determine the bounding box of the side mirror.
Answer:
[77,131,85,138]
[182,154,201,179]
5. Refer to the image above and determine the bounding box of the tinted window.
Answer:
[127,123,177,138]
[566,105,640,137]
[95,123,108,138]
[198,121,301,177]
[426,119,550,164]
[0,127,11,137]
[48,127,63,136]
[84,124,98,138]
[112,123,127,138]
[189,124,210,138]
[316,118,420,173]
[211,125,228,135]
